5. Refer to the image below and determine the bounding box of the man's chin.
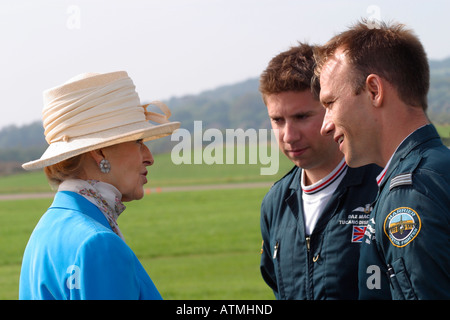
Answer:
[344,154,370,168]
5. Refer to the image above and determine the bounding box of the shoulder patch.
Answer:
[389,173,412,190]
[384,207,421,247]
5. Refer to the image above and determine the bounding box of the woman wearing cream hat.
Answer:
[19,71,180,299]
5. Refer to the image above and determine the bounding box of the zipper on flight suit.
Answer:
[273,241,279,259]
[306,236,311,252]
[305,235,314,299]
[305,234,324,299]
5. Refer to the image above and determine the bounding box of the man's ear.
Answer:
[365,74,384,108]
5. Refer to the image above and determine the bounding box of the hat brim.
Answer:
[22,121,180,170]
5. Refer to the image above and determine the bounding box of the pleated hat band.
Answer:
[22,71,180,170]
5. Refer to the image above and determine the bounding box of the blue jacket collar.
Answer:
[50,191,112,231]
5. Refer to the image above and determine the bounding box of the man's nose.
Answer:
[320,110,335,137]
[283,122,301,144]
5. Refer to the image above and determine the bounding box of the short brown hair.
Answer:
[259,43,319,103]
[314,19,429,110]
[44,153,86,188]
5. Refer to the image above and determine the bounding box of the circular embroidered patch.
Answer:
[384,207,421,247]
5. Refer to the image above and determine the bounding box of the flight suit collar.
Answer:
[285,164,366,223]
[379,124,440,190]
[287,164,365,193]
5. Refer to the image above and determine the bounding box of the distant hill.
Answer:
[162,78,270,132]
[429,57,450,76]
[429,57,450,121]
[1,57,449,174]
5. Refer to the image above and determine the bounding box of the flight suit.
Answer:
[358,124,450,299]
[260,164,380,299]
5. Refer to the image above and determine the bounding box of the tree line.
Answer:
[1,58,449,170]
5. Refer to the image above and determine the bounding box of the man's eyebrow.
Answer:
[294,110,315,117]
[320,92,334,106]
[268,112,281,118]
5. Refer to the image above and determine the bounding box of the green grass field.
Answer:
[3,125,447,300]
[0,147,293,194]
[0,147,293,300]
[436,123,450,136]
[0,188,275,300]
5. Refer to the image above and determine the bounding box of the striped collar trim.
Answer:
[302,158,347,195]
[377,155,393,186]
[376,124,428,187]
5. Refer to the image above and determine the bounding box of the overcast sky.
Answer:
[1,0,449,129]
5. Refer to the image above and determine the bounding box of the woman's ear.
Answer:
[89,148,106,165]
[366,74,384,108]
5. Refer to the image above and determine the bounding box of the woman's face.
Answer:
[101,139,154,202]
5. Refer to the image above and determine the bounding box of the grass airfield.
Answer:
[0,147,293,300]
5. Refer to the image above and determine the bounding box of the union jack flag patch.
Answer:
[352,226,366,243]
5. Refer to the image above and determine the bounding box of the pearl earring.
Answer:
[99,159,111,173]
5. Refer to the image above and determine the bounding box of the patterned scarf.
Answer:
[58,179,126,241]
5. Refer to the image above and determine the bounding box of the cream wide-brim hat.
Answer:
[22,71,180,170]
